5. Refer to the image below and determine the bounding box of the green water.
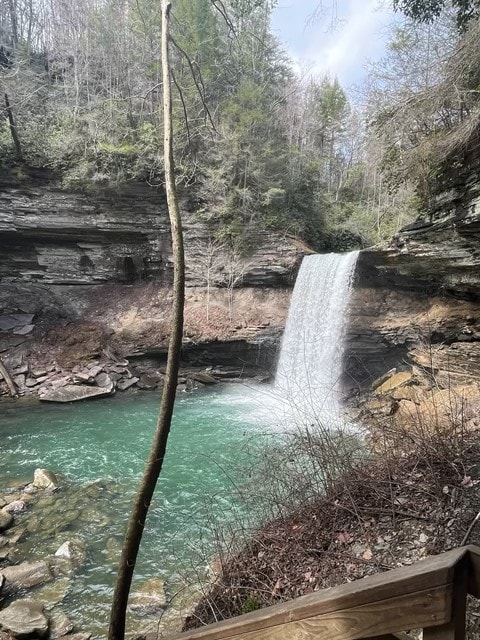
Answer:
[0,385,269,635]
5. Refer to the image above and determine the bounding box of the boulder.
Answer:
[391,386,426,404]
[33,469,59,491]
[128,577,166,614]
[33,577,71,610]
[192,372,217,385]
[137,375,158,390]
[13,325,35,336]
[2,501,26,514]
[12,365,29,375]
[2,561,53,591]
[105,536,122,566]
[40,384,114,403]
[54,540,87,568]
[0,510,13,532]
[0,600,48,639]
[94,372,112,388]
[0,549,10,561]
[0,316,21,331]
[87,365,103,378]
[31,370,47,379]
[64,634,91,640]
[13,375,26,389]
[10,314,35,326]
[23,485,38,495]
[372,368,397,390]
[117,377,139,391]
[6,527,27,545]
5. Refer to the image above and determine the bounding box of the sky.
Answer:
[271,0,396,88]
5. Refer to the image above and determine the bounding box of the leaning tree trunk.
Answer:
[0,357,18,398]
[108,2,185,639]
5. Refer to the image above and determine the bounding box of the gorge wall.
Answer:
[1,162,480,401]
[0,171,305,397]
[345,158,480,390]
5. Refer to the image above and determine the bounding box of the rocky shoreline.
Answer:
[0,468,198,640]
[0,313,271,404]
[0,469,95,640]
[0,295,278,405]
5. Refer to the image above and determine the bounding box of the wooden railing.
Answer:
[166,545,480,640]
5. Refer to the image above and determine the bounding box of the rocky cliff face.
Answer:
[0,171,302,289]
[2,167,480,402]
[344,174,480,390]
[0,172,305,397]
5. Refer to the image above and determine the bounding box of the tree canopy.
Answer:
[393,0,480,29]
[3,0,462,251]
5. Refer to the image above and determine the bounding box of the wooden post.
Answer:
[423,566,468,640]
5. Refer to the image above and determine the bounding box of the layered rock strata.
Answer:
[0,173,303,399]
[345,175,480,389]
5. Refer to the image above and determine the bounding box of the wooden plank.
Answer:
[423,625,460,640]
[220,586,450,640]
[167,548,467,640]
[170,586,451,640]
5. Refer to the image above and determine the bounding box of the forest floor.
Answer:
[183,372,480,638]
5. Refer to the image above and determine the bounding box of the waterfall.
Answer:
[274,251,359,426]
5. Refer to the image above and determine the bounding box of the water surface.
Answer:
[0,386,268,635]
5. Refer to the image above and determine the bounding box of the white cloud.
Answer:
[272,0,395,86]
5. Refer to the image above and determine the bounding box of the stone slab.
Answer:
[13,325,35,336]
[40,384,114,403]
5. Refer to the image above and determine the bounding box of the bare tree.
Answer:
[108,2,185,639]
[195,236,225,322]
[225,246,246,323]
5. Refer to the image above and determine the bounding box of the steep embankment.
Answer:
[0,171,305,400]
[182,150,480,637]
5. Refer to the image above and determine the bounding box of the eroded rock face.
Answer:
[0,173,303,289]
[345,280,480,390]
[0,175,302,390]
[342,169,480,389]
[2,169,480,398]
[358,164,480,298]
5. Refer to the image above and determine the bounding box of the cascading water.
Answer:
[274,251,359,426]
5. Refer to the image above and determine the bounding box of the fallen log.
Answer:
[0,358,18,398]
